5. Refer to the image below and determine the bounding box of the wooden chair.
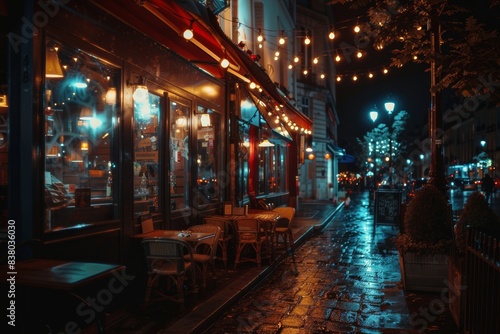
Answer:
[141,218,154,234]
[184,224,220,293]
[234,218,271,270]
[272,207,296,254]
[204,217,234,267]
[141,238,196,311]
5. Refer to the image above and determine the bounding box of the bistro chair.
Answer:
[204,217,234,267]
[234,218,271,270]
[272,207,297,272]
[183,224,220,293]
[141,238,196,312]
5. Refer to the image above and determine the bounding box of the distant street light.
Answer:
[384,101,395,186]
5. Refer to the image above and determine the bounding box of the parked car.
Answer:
[460,178,478,191]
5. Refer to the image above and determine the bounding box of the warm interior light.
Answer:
[257,32,264,43]
[105,87,117,105]
[133,85,148,103]
[304,36,311,45]
[279,36,285,45]
[308,153,315,160]
[81,141,89,151]
[335,55,341,62]
[46,48,64,78]
[325,153,331,160]
[313,57,318,64]
[354,25,360,33]
[200,114,211,127]
[329,31,335,40]
[176,115,187,128]
[249,82,256,89]
[183,29,194,40]
[258,139,274,147]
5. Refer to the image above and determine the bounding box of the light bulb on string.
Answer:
[336,76,341,82]
[329,30,335,40]
[257,29,264,42]
[278,31,285,45]
[356,50,363,58]
[313,57,319,64]
[294,56,299,63]
[354,23,360,33]
[353,74,358,81]
[304,32,311,45]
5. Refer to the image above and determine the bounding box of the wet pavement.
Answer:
[104,191,468,334]
[200,192,460,334]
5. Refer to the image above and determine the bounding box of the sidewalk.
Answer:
[105,200,342,334]
[106,194,460,333]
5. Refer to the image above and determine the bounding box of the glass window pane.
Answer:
[169,98,190,210]
[133,92,161,216]
[44,38,119,231]
[196,106,220,204]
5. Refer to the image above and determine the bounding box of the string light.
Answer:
[313,57,319,64]
[329,30,335,40]
[257,29,264,42]
[278,31,285,45]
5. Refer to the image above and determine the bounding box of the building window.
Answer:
[196,105,221,204]
[44,37,120,231]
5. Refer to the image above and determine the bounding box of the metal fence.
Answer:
[464,229,500,333]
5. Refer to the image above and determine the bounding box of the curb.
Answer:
[165,202,344,334]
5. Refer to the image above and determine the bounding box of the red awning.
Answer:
[92,0,245,80]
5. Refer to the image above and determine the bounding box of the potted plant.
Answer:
[396,184,453,292]
[449,191,500,328]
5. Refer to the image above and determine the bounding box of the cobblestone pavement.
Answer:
[202,191,459,334]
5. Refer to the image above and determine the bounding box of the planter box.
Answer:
[448,257,465,330]
[398,251,448,292]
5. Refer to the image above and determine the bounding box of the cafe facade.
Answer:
[1,0,312,267]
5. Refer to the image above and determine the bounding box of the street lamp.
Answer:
[384,101,395,186]
[369,108,379,187]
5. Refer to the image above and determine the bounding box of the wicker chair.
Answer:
[141,238,196,311]
[204,217,234,267]
[272,207,296,255]
[234,218,271,269]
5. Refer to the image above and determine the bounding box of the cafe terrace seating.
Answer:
[183,224,220,293]
[204,217,234,267]
[141,238,196,312]
[272,207,296,253]
[234,218,271,270]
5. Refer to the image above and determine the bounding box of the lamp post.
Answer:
[369,109,379,188]
[384,101,395,186]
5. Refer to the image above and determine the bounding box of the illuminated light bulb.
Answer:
[335,55,341,62]
[259,43,263,48]
[303,69,308,75]
[336,76,341,82]
[288,64,293,69]
[294,56,299,63]
[313,57,319,64]
[279,35,285,45]
[304,36,310,45]
[275,118,279,124]
[249,82,256,89]
[275,51,280,57]
[320,74,325,79]
[183,29,194,40]
[368,73,374,78]
[329,31,335,39]
[354,25,360,33]
[413,55,418,60]
[257,33,264,42]
[383,68,388,74]
[356,51,362,58]
[220,58,230,68]
[274,56,278,61]
[353,75,358,81]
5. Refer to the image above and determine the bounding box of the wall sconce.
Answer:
[325,153,331,160]
[200,114,211,127]
[308,153,315,160]
[45,47,64,78]
[258,139,274,147]
[127,76,148,103]
[105,87,117,105]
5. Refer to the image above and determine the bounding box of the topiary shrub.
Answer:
[454,191,500,256]
[396,184,453,254]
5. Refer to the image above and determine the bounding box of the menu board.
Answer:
[374,190,402,229]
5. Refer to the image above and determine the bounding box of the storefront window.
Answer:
[196,106,220,204]
[0,32,7,229]
[238,121,250,201]
[169,96,190,210]
[44,38,119,231]
[133,92,161,216]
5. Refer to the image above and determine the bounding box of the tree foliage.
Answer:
[328,0,500,105]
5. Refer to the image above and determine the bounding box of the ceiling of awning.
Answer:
[92,0,245,80]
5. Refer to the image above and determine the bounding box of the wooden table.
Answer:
[2,259,125,333]
[132,230,216,244]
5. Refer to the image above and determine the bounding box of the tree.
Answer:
[328,0,500,104]
[357,110,409,185]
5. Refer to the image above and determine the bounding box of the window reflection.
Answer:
[196,106,220,204]
[44,38,119,231]
[133,92,161,216]
[169,98,190,210]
